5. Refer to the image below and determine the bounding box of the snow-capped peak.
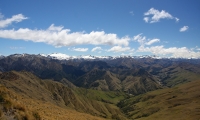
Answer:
[40,53,165,60]
[47,53,70,60]
[11,53,198,60]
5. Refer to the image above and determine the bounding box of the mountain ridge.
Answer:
[0,53,200,95]
[2,53,200,61]
[0,71,127,119]
[0,70,199,119]
[0,53,200,119]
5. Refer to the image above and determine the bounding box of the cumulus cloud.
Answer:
[138,45,200,58]
[70,47,88,52]
[107,46,134,53]
[0,13,28,28]
[134,33,200,58]
[0,24,130,47]
[180,26,189,32]
[144,8,178,23]
[91,47,102,52]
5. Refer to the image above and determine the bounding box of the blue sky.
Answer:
[0,0,200,58]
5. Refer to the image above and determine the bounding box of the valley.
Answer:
[0,54,200,119]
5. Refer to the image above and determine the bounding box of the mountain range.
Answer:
[0,53,200,119]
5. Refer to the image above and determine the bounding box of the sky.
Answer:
[0,0,200,58]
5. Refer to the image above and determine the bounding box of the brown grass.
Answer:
[0,71,127,119]
[0,84,104,120]
[119,80,200,120]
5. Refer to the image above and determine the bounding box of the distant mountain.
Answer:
[0,55,4,59]
[38,53,172,60]
[75,69,122,91]
[0,53,200,95]
[0,53,200,119]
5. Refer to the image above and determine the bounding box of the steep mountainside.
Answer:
[0,71,127,119]
[75,69,122,91]
[0,84,104,120]
[0,54,200,95]
[1,71,200,120]
[0,53,200,119]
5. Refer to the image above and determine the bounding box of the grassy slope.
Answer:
[0,71,127,119]
[0,85,104,120]
[118,80,200,120]
[165,69,200,87]
[158,65,200,87]
[122,75,162,95]
[74,87,128,119]
[1,70,199,120]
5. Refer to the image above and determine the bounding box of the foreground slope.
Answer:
[0,71,127,119]
[0,71,200,119]
[118,80,200,120]
[0,84,104,120]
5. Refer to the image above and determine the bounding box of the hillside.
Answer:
[118,80,200,120]
[1,54,200,95]
[0,71,200,119]
[0,71,127,119]
[0,54,200,119]
[0,84,104,120]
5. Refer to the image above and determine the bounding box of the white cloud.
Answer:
[143,17,149,23]
[133,33,146,45]
[144,8,178,23]
[133,33,200,58]
[145,39,160,45]
[48,24,64,31]
[70,47,88,52]
[0,13,28,28]
[196,46,200,51]
[175,17,179,22]
[91,47,102,52]
[0,24,130,47]
[133,33,159,46]
[180,26,189,32]
[138,45,200,58]
[108,46,134,53]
